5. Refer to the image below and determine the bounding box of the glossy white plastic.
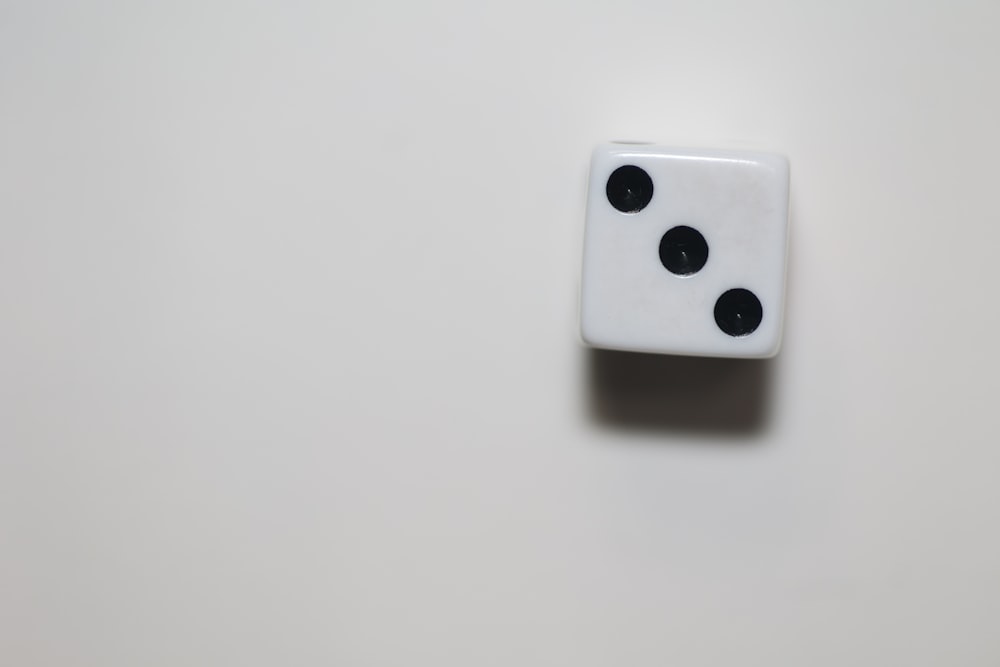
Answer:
[580,143,790,358]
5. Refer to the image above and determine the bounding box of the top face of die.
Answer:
[580,143,790,358]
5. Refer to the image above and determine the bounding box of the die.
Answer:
[580,143,790,358]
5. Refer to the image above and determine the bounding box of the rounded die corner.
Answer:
[753,152,791,183]
[753,339,783,360]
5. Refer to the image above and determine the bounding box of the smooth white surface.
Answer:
[581,144,789,357]
[2,1,1000,665]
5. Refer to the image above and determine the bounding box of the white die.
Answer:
[580,143,790,358]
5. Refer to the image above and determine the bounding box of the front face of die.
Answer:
[580,144,790,358]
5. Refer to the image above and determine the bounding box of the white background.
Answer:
[2,1,1000,665]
